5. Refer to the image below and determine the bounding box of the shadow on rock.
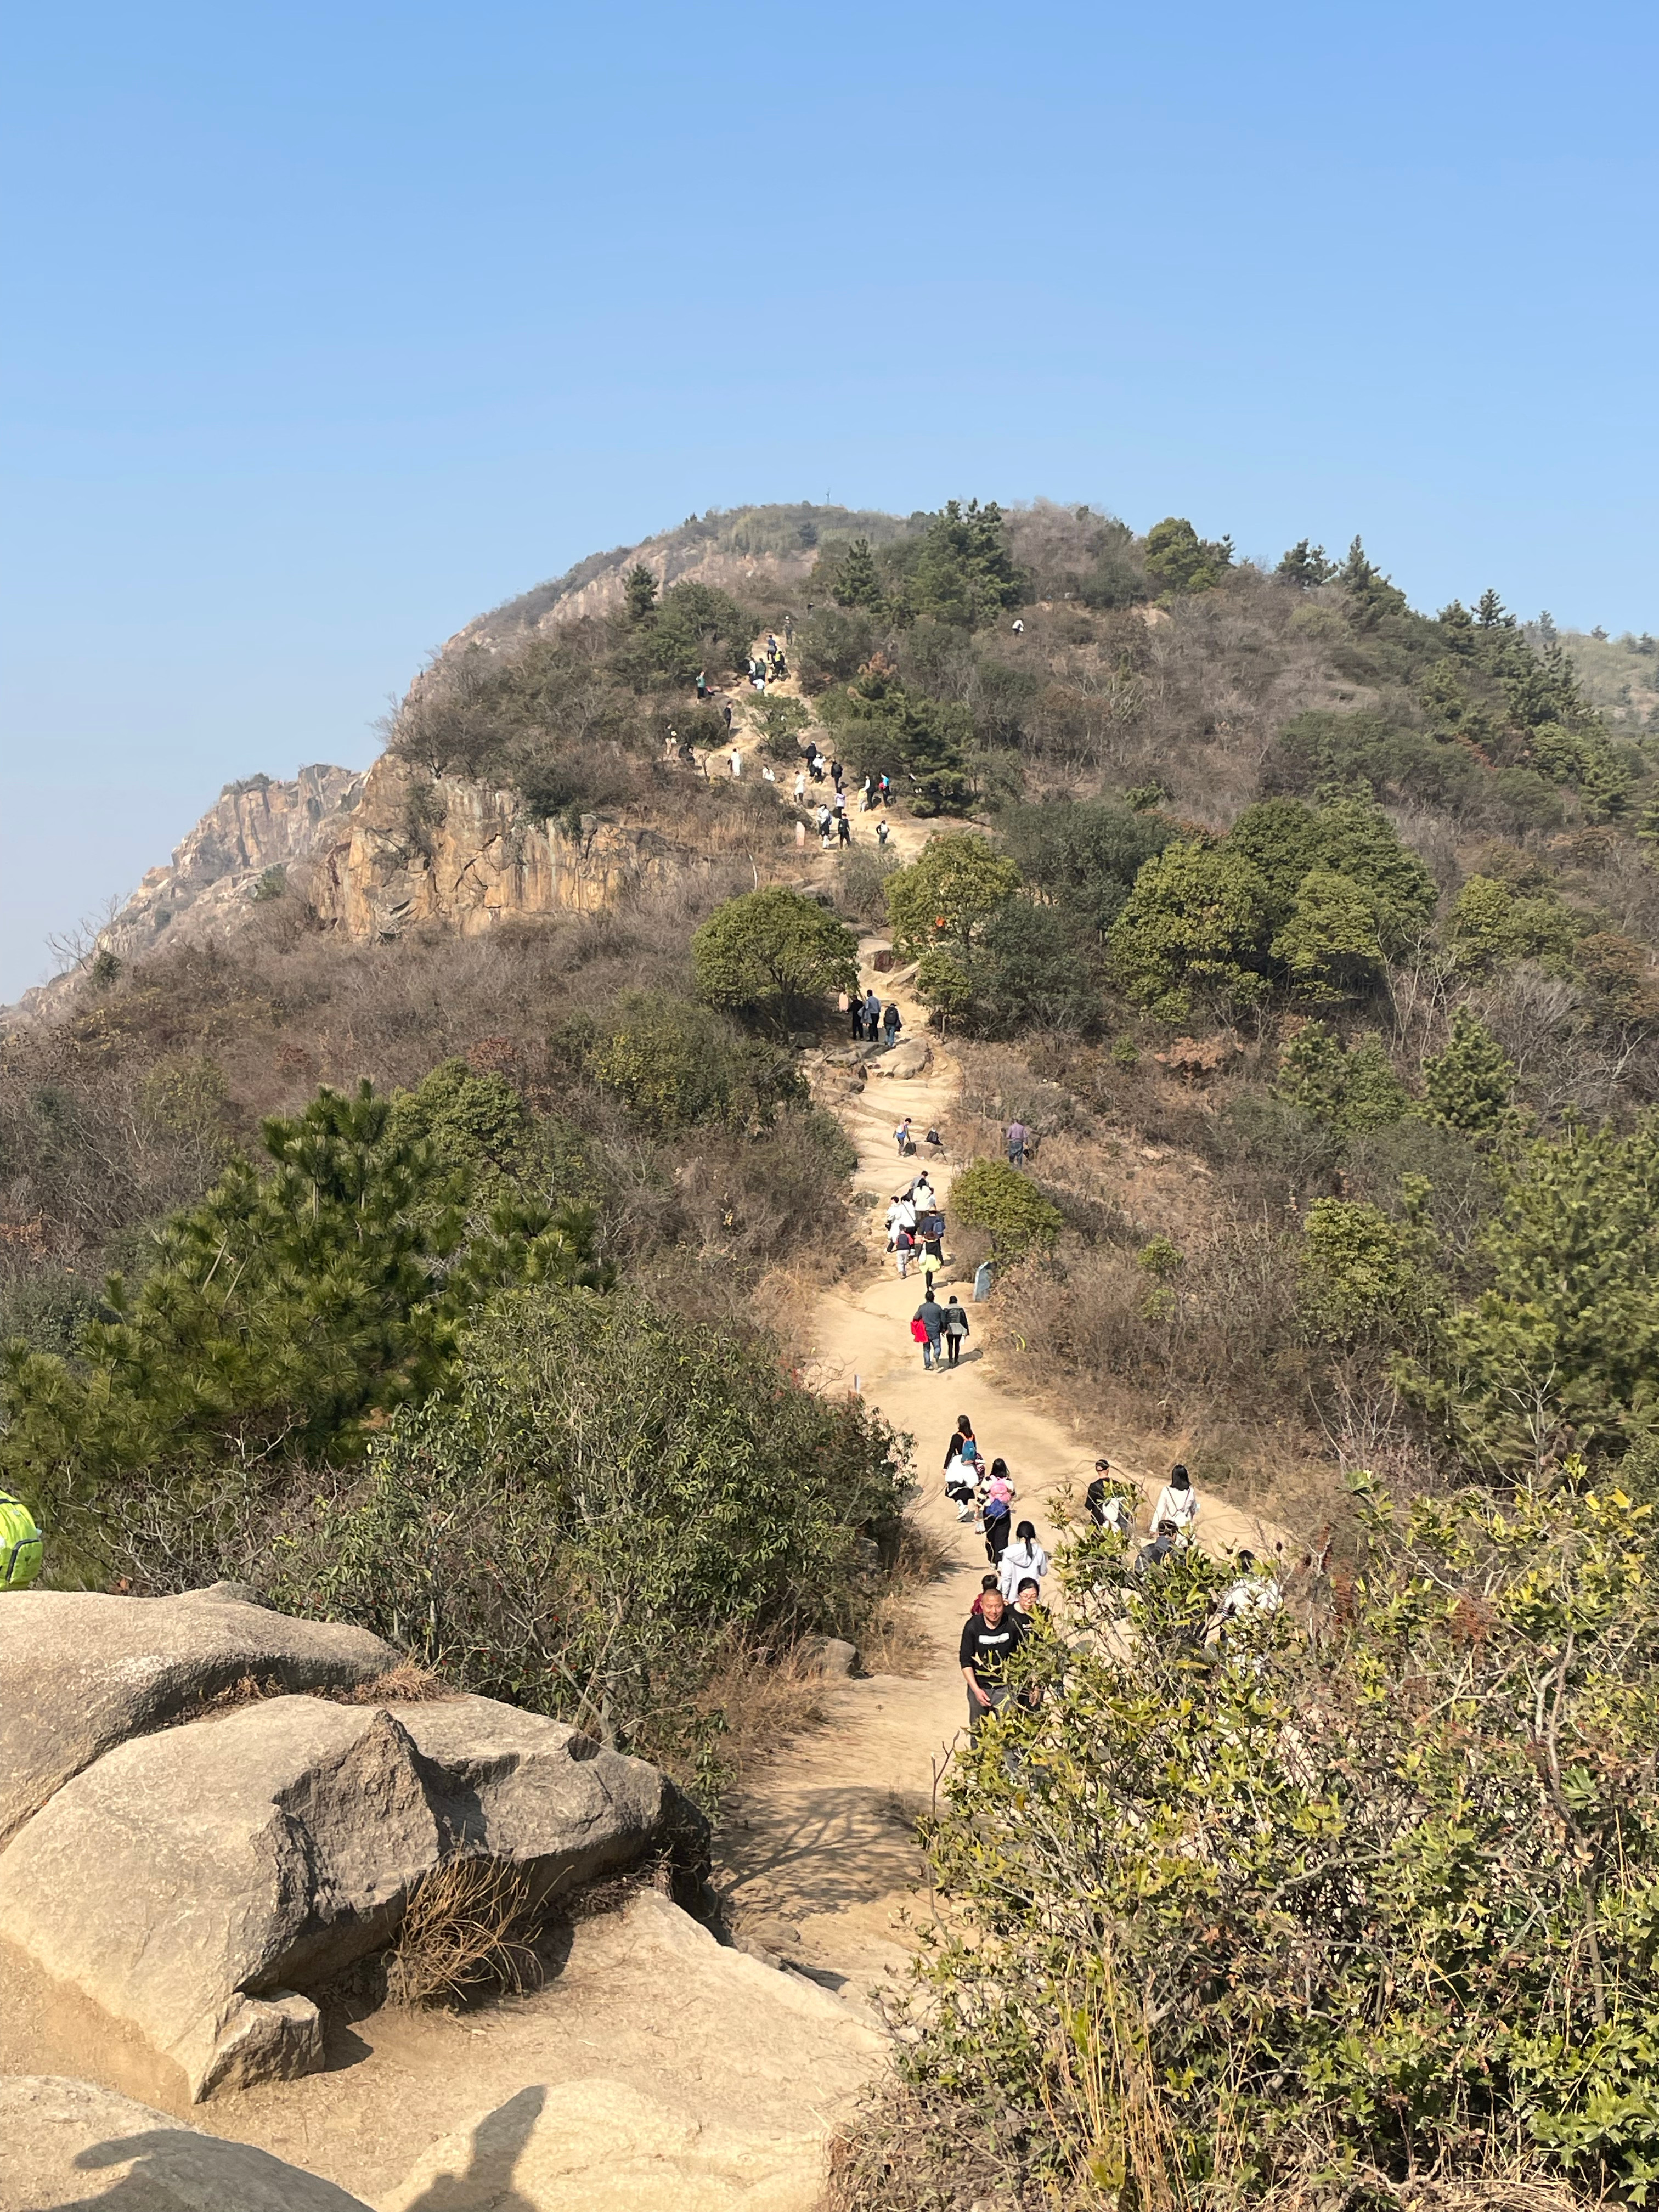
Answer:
[399,2083,548,2212]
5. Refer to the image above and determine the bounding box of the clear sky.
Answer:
[3,0,1656,998]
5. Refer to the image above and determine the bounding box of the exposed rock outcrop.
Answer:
[0,2075,371,2211]
[0,1691,691,2103]
[0,1583,400,1847]
[306,753,676,942]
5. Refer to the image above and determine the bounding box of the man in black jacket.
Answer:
[960,1588,1026,1734]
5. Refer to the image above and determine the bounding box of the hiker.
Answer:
[0,1488,43,1589]
[794,769,806,804]
[960,1588,1025,1735]
[1217,1550,1283,1627]
[860,774,874,810]
[1011,617,1025,635]
[837,812,851,847]
[830,759,843,790]
[1137,1520,1180,1574]
[924,1124,945,1158]
[832,786,846,816]
[912,1288,945,1370]
[969,1571,1000,1616]
[1013,1577,1045,1625]
[783,613,794,647]
[910,1170,935,1209]
[1005,1118,1028,1167]
[730,747,742,778]
[808,750,825,782]
[876,819,890,848]
[696,669,708,700]
[1086,1459,1134,1538]
[983,1459,1015,1564]
[941,1294,970,1365]
[887,1190,917,1242]
[918,1206,945,1265]
[761,765,776,783]
[862,986,882,1035]
[851,996,866,1041]
[879,772,891,802]
[894,1223,916,1279]
[1152,1465,1199,1543]
[943,1415,981,1519]
[767,632,777,655]
[882,1002,901,1046]
[723,702,734,732]
[998,1521,1050,1602]
[895,1116,915,1155]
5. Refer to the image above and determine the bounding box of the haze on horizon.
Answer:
[3,0,1656,1000]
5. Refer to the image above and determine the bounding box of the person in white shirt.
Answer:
[910,1174,936,1212]
[997,1521,1050,1602]
[1151,1464,1199,1541]
[1217,1550,1282,1626]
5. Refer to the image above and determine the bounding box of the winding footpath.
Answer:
[713,936,1284,2013]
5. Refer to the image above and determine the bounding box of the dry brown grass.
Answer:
[384,1856,541,2008]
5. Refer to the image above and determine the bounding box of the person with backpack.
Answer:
[0,1489,43,1589]
[882,1002,902,1046]
[837,812,851,847]
[943,1415,981,1519]
[998,1521,1050,1602]
[941,1294,971,1365]
[912,1289,945,1370]
[983,1459,1015,1564]
[894,1222,916,1280]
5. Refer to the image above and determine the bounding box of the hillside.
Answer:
[8,496,1659,2208]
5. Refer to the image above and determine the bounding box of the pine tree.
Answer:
[1275,539,1336,589]
[623,563,659,623]
[1422,1008,1521,1141]
[831,535,885,612]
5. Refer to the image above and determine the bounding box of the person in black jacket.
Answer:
[959,1588,1026,1734]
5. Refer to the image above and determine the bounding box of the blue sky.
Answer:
[3,0,1656,997]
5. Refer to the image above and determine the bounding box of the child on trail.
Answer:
[998,1521,1050,1602]
[983,1459,1015,1564]
[1152,1465,1199,1543]
[894,1224,915,1279]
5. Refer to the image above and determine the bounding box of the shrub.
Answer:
[1106,842,1272,1022]
[280,1288,909,1786]
[1422,1007,1522,1139]
[889,1475,1659,2207]
[949,1158,1062,1256]
[691,888,859,1030]
[583,993,805,1133]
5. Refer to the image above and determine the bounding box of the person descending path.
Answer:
[943,1415,980,1520]
[982,1458,1015,1564]
[959,1587,1024,1735]
[997,1520,1049,1602]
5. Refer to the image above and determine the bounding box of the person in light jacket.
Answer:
[997,1521,1049,1602]
[941,1294,970,1366]
[1151,1464,1199,1543]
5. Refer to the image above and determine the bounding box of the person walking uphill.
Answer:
[982,1458,1015,1564]
[997,1520,1050,1602]
[1153,1464,1200,1542]
[941,1293,970,1365]
[912,1289,946,1370]
[960,1588,1025,1736]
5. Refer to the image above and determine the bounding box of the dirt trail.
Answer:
[713,944,1286,2007]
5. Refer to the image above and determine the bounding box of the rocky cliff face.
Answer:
[305,754,676,941]
[107,764,367,967]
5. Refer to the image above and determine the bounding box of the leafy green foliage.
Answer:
[1105,841,1272,1022]
[691,887,860,1029]
[830,535,887,612]
[1143,515,1234,593]
[886,833,1024,1020]
[1422,1007,1521,1140]
[820,656,977,814]
[1,1083,598,1561]
[1269,865,1386,1000]
[1275,537,1337,588]
[1408,1115,1659,1466]
[1446,872,1581,974]
[905,500,1024,629]
[579,992,805,1133]
[949,1158,1062,1256]
[901,1477,1659,2205]
[280,1288,908,1785]
[1300,1196,1432,1341]
[1275,1023,1410,1135]
[995,799,1173,941]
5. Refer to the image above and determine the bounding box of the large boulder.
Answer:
[867,1037,932,1079]
[0,2075,371,2211]
[0,1584,401,1846]
[0,1692,698,2103]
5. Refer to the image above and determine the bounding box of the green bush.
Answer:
[279,1288,908,1789]
[691,888,859,1030]
[583,992,805,1133]
[949,1158,1062,1256]
[1106,841,1272,1022]
[890,1475,1659,2206]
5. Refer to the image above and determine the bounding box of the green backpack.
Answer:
[0,1491,43,1590]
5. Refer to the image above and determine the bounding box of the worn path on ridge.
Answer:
[713,929,1286,2012]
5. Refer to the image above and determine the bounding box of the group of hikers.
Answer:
[852,988,902,1046]
[951,1429,1283,1734]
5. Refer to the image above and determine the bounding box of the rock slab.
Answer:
[0,1693,692,2102]
[0,2075,371,2211]
[0,1584,401,1847]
